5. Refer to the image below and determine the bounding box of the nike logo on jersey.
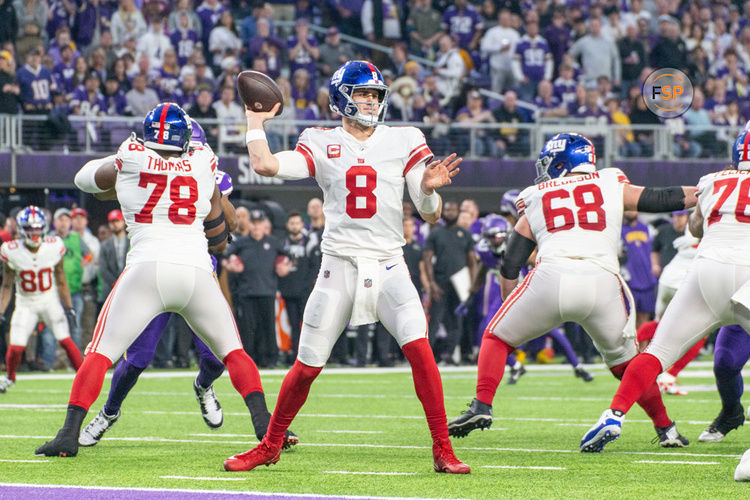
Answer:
[385,264,397,270]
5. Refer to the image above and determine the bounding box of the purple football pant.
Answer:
[713,325,750,409]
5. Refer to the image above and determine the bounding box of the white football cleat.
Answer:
[735,449,750,481]
[0,375,14,394]
[580,409,623,452]
[194,380,223,429]
[79,408,120,446]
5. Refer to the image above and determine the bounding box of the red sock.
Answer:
[265,360,322,448]
[636,380,672,428]
[59,338,83,370]
[5,345,25,382]
[69,352,112,410]
[476,330,514,405]
[222,349,263,397]
[667,338,706,377]
[401,338,448,442]
[610,353,664,414]
[636,321,658,344]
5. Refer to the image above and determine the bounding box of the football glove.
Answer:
[64,307,78,329]
[454,294,475,317]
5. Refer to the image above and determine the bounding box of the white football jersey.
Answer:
[114,135,217,273]
[658,229,699,289]
[295,125,433,260]
[517,168,629,273]
[696,169,750,265]
[0,236,65,303]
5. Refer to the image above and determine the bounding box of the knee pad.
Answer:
[303,288,340,330]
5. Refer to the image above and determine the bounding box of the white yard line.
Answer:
[0,459,48,463]
[0,482,455,500]
[0,435,740,458]
[633,460,719,465]
[482,465,566,470]
[159,475,247,481]
[322,471,417,476]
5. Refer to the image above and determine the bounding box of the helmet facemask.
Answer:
[333,84,389,128]
[20,223,46,249]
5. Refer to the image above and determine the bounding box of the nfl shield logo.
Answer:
[364,278,372,288]
[323,270,330,278]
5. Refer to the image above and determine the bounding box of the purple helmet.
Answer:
[481,214,510,254]
[500,189,521,218]
[190,119,207,145]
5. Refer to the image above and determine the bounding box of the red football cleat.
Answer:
[433,438,471,474]
[224,438,281,472]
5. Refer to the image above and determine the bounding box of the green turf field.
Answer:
[1,362,748,499]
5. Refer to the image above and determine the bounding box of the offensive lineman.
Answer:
[223,60,470,474]
[0,207,82,393]
[36,103,286,457]
[584,129,750,459]
[448,133,697,450]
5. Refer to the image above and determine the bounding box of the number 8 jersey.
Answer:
[0,237,65,303]
[114,135,217,273]
[294,125,432,260]
[517,168,630,274]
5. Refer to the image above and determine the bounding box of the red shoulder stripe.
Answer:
[295,143,316,177]
[403,145,433,176]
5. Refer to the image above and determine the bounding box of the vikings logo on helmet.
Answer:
[16,206,48,249]
[328,61,389,128]
[481,214,510,255]
[500,189,521,219]
[535,133,596,184]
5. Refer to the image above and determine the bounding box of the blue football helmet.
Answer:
[190,119,207,146]
[16,206,48,248]
[535,133,596,184]
[500,189,521,219]
[329,61,389,127]
[143,103,192,152]
[481,214,510,254]
[732,130,750,170]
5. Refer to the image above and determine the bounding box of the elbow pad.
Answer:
[500,231,537,280]
[637,187,685,213]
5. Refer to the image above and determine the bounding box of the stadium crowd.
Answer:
[0,0,748,158]
[0,196,686,374]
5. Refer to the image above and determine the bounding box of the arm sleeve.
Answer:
[405,164,440,214]
[500,231,537,280]
[636,186,686,213]
[74,154,117,193]
[273,150,313,180]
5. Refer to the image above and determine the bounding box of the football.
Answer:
[236,70,284,116]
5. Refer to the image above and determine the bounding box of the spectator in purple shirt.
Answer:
[713,49,748,99]
[534,79,565,118]
[174,72,198,110]
[287,18,319,82]
[70,71,106,116]
[72,0,98,48]
[248,17,284,63]
[103,76,128,115]
[53,45,76,96]
[196,0,227,49]
[170,11,201,67]
[441,0,484,51]
[328,0,364,38]
[512,21,553,101]
[543,8,570,77]
[46,0,73,41]
[291,68,316,111]
[155,49,181,101]
[553,63,577,106]
[17,48,54,112]
[455,90,496,157]
[48,26,80,67]
[621,212,657,329]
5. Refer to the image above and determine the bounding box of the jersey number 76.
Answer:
[707,177,750,226]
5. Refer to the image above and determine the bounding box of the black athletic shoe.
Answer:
[448,398,493,438]
[699,404,745,442]
[654,421,690,447]
[508,364,526,385]
[282,429,299,450]
[35,429,79,457]
[574,366,594,382]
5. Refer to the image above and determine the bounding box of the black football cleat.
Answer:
[574,366,594,382]
[654,421,690,448]
[35,429,79,457]
[699,404,745,442]
[282,429,299,450]
[448,398,493,438]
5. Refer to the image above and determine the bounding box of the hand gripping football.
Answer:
[236,70,284,116]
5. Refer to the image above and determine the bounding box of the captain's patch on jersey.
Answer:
[327,144,341,158]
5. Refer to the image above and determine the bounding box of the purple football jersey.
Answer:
[621,221,656,291]
[17,65,55,107]
[170,29,200,67]
[515,35,551,82]
[441,5,484,49]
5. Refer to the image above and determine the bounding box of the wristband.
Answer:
[419,190,440,214]
[246,129,267,144]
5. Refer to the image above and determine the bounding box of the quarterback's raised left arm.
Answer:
[623,184,698,212]
[499,216,537,301]
[74,155,118,195]
[405,153,462,224]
